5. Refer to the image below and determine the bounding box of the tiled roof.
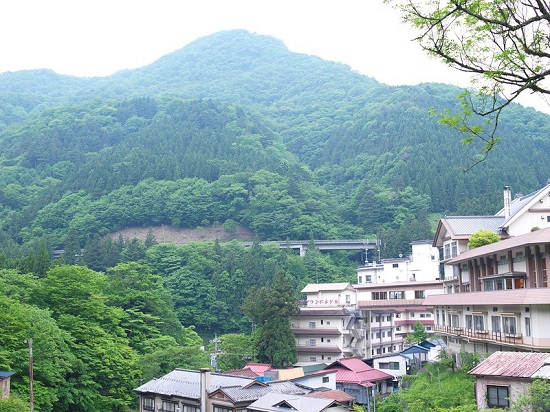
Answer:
[224,363,274,377]
[324,357,393,387]
[424,288,550,306]
[305,389,355,402]
[469,351,550,378]
[496,185,550,228]
[247,392,339,412]
[442,216,505,238]
[447,227,550,264]
[216,380,310,402]
[134,369,253,398]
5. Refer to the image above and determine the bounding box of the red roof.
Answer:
[469,351,550,378]
[224,363,274,377]
[324,357,393,387]
[306,389,355,402]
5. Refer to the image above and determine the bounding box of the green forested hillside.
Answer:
[1,29,550,411]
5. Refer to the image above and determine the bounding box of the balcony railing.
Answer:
[434,325,523,345]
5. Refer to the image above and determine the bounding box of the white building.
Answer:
[356,240,440,285]
[426,227,550,354]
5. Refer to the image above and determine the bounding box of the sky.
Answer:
[1,0,548,112]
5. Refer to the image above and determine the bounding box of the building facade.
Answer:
[425,228,550,354]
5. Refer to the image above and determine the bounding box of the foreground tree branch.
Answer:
[386,0,550,164]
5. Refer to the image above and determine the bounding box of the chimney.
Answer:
[503,186,512,219]
[200,368,211,412]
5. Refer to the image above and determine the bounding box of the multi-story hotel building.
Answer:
[292,242,444,363]
[427,182,550,354]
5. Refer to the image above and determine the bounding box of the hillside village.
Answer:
[122,182,550,411]
[2,27,550,412]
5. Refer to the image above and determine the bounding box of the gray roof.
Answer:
[247,392,342,412]
[134,369,253,399]
[217,380,310,403]
[496,185,550,228]
[442,216,504,237]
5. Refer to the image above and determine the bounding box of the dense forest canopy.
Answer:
[1,29,549,411]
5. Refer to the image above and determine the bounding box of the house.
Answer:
[468,351,550,410]
[134,367,310,412]
[367,353,408,378]
[247,392,352,412]
[0,371,14,399]
[322,357,394,404]
[425,227,550,353]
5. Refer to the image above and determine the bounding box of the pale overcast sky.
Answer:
[1,0,547,112]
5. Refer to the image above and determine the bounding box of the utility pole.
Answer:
[25,338,34,412]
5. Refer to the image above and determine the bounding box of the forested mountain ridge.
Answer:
[1,28,550,255]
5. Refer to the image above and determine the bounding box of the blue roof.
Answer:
[0,371,14,378]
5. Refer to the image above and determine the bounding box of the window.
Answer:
[365,275,372,282]
[326,321,330,325]
[184,406,200,412]
[503,317,517,335]
[308,322,316,329]
[451,314,460,328]
[213,408,233,412]
[415,290,426,299]
[358,276,362,283]
[372,292,388,300]
[143,397,155,411]
[308,339,316,347]
[473,315,485,331]
[380,362,400,370]
[322,377,329,383]
[346,294,351,304]
[444,243,451,260]
[387,315,391,322]
[310,357,317,362]
[392,263,399,268]
[487,385,509,408]
[525,317,531,337]
[491,316,501,333]
[162,401,178,412]
[451,241,458,258]
[389,291,405,300]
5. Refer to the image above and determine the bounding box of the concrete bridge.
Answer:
[242,239,379,257]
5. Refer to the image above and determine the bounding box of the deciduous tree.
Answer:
[387,0,550,162]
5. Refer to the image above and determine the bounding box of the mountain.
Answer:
[0,29,549,257]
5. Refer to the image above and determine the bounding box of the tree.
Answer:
[468,229,500,249]
[405,321,428,344]
[243,271,299,368]
[510,378,550,412]
[388,0,550,162]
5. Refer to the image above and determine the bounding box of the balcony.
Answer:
[433,325,524,346]
[295,345,342,353]
[291,328,341,336]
